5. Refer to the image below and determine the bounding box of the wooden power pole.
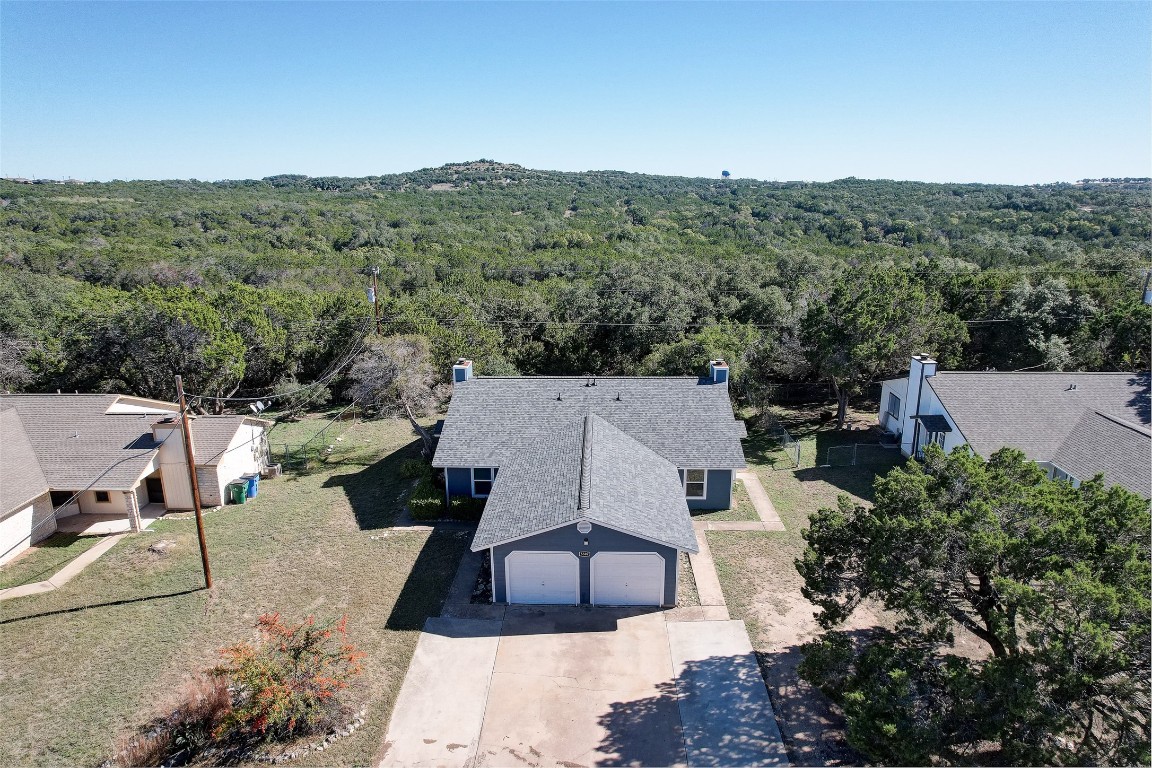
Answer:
[175,375,213,589]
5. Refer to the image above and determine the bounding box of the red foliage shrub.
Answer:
[212,613,365,742]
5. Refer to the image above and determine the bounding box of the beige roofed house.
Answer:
[0,394,271,565]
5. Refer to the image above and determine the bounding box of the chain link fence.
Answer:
[267,403,360,470]
[761,410,802,469]
[820,442,902,468]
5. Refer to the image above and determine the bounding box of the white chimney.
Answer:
[453,358,474,383]
[900,354,939,458]
[709,359,729,385]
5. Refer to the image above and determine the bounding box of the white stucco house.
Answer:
[0,393,271,566]
[879,355,1151,498]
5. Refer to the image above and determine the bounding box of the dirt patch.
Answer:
[711,533,893,766]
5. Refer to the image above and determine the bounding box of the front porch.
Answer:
[55,504,168,536]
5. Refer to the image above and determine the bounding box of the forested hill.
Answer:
[0,161,1148,410]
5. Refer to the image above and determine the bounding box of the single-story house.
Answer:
[879,355,1151,498]
[0,393,271,565]
[432,359,747,607]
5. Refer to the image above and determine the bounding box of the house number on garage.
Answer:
[578,551,590,557]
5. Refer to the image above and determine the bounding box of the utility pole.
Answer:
[175,375,212,589]
[369,266,382,335]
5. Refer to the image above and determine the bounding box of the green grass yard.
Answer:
[689,478,759,522]
[0,416,466,768]
[0,533,103,590]
[709,404,903,765]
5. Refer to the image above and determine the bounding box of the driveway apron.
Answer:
[378,617,502,767]
[668,621,789,766]
[475,607,685,767]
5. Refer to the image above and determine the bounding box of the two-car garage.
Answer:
[498,533,673,607]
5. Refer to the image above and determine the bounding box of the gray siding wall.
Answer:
[677,468,733,510]
[445,467,499,499]
[491,522,679,606]
[445,467,473,498]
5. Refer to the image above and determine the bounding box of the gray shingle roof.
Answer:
[191,416,249,466]
[0,394,167,491]
[1051,411,1151,498]
[926,372,1149,461]
[1,409,50,515]
[471,414,698,553]
[433,376,747,470]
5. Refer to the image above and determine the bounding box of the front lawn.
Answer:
[0,533,103,590]
[689,478,759,522]
[0,416,466,768]
[711,404,903,766]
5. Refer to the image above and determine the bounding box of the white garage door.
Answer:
[505,551,580,605]
[0,505,35,566]
[592,552,665,606]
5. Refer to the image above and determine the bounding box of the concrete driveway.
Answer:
[379,607,788,767]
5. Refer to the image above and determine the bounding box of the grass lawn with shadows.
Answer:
[0,416,468,768]
[0,533,103,590]
[710,403,903,766]
[689,479,759,522]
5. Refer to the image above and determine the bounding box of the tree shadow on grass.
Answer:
[793,465,889,505]
[384,527,473,631]
[0,587,205,626]
[750,631,878,767]
[321,437,426,530]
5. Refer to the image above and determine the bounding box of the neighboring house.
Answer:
[432,359,747,607]
[879,355,1151,498]
[0,394,271,565]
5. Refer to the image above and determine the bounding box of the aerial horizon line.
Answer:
[2,160,1149,188]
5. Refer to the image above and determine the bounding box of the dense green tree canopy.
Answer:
[0,163,1147,404]
[798,446,1151,765]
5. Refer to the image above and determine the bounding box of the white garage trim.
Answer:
[591,551,665,607]
[505,551,580,605]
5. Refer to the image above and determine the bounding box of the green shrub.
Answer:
[448,495,486,521]
[398,458,432,480]
[407,475,445,520]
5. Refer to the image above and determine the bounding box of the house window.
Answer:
[684,469,707,499]
[94,491,111,503]
[927,431,946,447]
[887,393,901,419]
[472,467,496,498]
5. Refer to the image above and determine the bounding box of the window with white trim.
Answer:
[684,469,707,499]
[927,431,946,447]
[472,467,496,497]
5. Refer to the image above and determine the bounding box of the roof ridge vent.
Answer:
[578,414,593,511]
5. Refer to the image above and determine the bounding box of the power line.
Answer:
[183,316,373,403]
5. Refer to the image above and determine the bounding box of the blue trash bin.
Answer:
[243,473,259,499]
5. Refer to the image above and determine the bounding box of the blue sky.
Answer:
[2,1,1149,184]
